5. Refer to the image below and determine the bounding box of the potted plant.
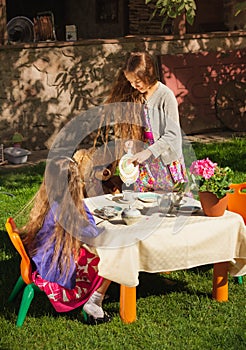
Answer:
[12,132,24,148]
[189,157,233,216]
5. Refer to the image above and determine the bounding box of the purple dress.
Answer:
[30,203,103,312]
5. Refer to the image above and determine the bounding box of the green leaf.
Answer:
[234,1,246,16]
[149,8,158,20]
[160,16,169,29]
[186,12,195,25]
[178,3,185,12]
[167,8,177,18]
[160,8,167,16]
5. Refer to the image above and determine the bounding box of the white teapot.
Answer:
[121,207,141,225]
[119,149,139,187]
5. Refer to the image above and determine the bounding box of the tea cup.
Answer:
[122,190,137,202]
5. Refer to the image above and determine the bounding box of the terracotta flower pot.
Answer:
[199,191,228,217]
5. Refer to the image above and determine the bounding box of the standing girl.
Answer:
[106,51,187,192]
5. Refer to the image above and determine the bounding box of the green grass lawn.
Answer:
[0,137,246,350]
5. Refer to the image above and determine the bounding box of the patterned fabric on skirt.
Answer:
[134,104,187,192]
[32,247,103,312]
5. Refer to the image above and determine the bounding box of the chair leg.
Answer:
[16,283,35,327]
[8,276,25,302]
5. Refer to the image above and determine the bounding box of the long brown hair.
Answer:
[21,156,88,282]
[105,67,144,143]
[100,53,157,157]
[105,69,143,104]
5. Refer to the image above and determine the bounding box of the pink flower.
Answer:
[148,177,155,185]
[190,158,217,180]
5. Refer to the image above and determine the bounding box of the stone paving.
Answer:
[184,130,246,144]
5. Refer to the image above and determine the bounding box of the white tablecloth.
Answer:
[85,194,246,287]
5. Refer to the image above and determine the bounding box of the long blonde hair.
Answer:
[21,156,88,282]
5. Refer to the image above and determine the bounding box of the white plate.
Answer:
[177,206,201,214]
[138,193,160,203]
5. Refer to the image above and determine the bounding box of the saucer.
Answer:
[118,197,131,204]
[138,192,160,203]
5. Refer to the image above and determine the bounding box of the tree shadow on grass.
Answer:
[137,270,212,300]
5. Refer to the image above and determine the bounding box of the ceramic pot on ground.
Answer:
[198,191,228,217]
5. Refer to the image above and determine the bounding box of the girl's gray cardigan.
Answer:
[146,82,183,165]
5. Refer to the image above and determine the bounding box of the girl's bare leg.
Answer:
[96,278,111,295]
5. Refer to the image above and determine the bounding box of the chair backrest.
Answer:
[5,217,33,284]
[227,183,246,224]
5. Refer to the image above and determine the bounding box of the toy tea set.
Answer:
[118,148,186,223]
[118,148,141,225]
[96,148,185,225]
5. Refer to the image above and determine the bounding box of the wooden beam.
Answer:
[0,0,7,45]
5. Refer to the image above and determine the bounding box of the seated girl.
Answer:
[21,155,111,324]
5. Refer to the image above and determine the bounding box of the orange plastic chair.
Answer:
[227,183,246,285]
[5,217,41,327]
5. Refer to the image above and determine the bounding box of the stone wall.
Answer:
[0,31,245,150]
